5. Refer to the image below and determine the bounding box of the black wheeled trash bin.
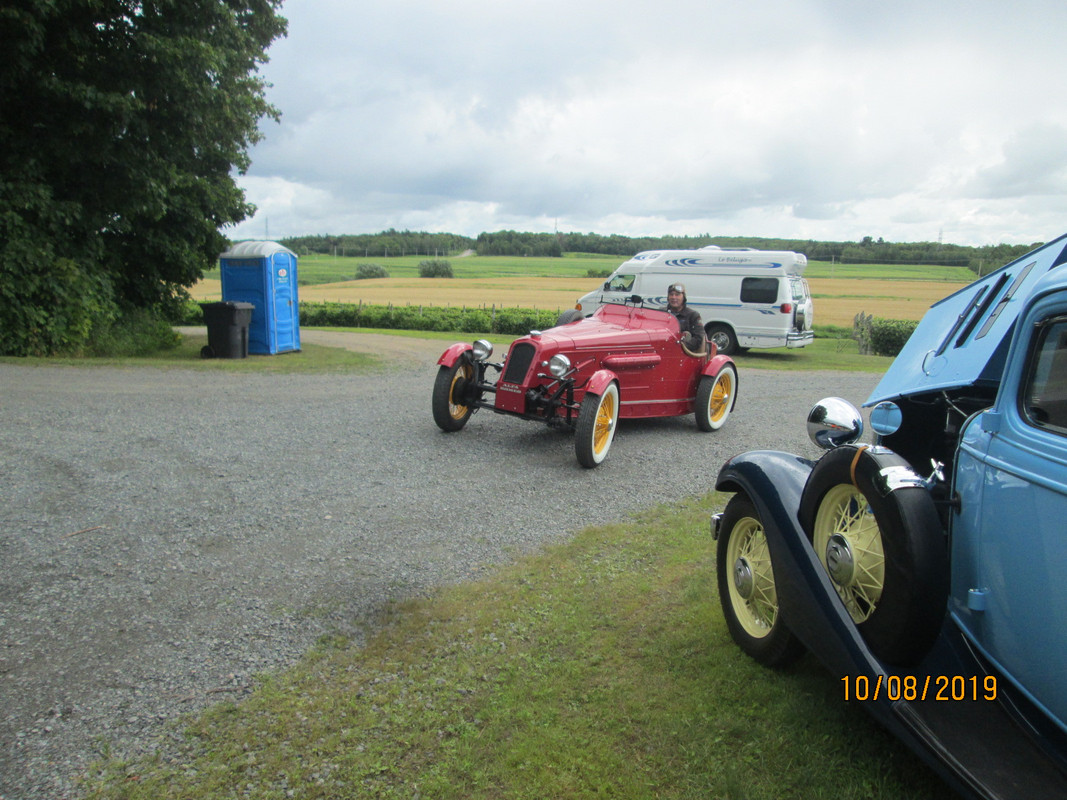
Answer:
[200,301,255,359]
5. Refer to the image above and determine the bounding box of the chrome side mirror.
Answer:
[807,397,863,450]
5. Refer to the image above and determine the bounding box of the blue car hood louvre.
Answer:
[866,234,1067,406]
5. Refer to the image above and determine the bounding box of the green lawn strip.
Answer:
[0,336,380,373]
[0,328,889,374]
[804,261,975,281]
[83,494,944,799]
[732,336,893,372]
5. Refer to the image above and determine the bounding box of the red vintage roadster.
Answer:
[431,297,738,467]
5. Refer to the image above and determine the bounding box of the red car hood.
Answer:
[519,305,677,356]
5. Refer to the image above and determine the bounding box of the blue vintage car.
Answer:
[713,233,1067,799]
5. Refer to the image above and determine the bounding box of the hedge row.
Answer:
[178,300,562,337]
[301,301,562,335]
[181,300,918,355]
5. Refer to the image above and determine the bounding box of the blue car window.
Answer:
[1023,316,1067,432]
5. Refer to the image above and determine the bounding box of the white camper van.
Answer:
[572,246,814,355]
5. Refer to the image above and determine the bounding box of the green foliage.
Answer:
[285,229,1033,279]
[173,299,206,325]
[355,263,389,279]
[282,229,474,258]
[586,268,612,278]
[419,259,454,278]
[476,229,564,257]
[86,309,181,357]
[470,230,1036,275]
[853,312,917,356]
[0,252,116,356]
[300,302,558,336]
[0,0,287,355]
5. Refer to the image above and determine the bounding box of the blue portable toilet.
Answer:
[219,241,301,355]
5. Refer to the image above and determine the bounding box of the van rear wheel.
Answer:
[706,324,738,355]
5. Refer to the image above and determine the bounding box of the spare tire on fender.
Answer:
[554,309,583,327]
[798,444,949,666]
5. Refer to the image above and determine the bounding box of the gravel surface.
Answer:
[0,332,879,799]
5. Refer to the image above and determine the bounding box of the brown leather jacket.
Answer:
[670,305,705,349]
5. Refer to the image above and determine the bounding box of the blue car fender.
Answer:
[714,450,887,680]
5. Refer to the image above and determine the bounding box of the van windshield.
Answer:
[606,274,635,292]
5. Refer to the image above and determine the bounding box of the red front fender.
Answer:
[437,343,473,367]
[702,354,735,378]
[585,368,619,397]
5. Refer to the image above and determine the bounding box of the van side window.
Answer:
[1023,317,1067,433]
[607,274,635,292]
[741,277,779,304]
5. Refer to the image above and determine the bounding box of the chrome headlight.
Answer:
[807,397,863,450]
[471,339,493,361]
[869,401,902,437]
[548,353,572,378]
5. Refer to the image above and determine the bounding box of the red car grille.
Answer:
[503,342,537,384]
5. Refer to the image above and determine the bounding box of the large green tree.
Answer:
[0,0,286,355]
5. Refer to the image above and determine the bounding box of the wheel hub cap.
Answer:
[825,533,855,586]
[733,557,754,600]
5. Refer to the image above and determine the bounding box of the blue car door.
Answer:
[953,294,1067,732]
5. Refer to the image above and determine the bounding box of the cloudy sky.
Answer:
[227,0,1067,247]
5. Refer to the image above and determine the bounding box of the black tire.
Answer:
[717,494,805,667]
[695,365,737,431]
[554,309,583,327]
[432,359,476,432]
[575,382,619,468]
[798,445,948,666]
[706,324,738,356]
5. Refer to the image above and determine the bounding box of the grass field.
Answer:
[84,493,946,800]
[192,253,976,329]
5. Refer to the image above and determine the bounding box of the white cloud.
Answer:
[227,0,1067,247]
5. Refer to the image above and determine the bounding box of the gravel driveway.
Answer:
[0,331,879,798]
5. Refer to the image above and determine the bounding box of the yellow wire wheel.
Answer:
[799,445,949,666]
[696,364,737,431]
[716,493,804,666]
[575,382,620,468]
[812,483,886,623]
[432,359,476,432]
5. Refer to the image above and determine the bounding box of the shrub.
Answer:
[173,298,204,325]
[586,268,612,278]
[88,308,181,356]
[853,312,916,357]
[0,255,118,356]
[418,259,454,278]
[355,263,389,279]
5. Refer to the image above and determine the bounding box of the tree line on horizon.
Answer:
[280,230,1039,275]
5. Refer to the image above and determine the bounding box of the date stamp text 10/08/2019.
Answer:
[842,674,998,703]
